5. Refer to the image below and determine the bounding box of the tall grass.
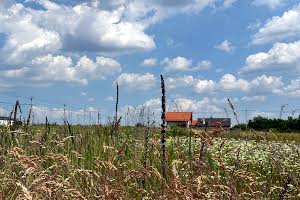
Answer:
[1,123,300,199]
[0,75,300,199]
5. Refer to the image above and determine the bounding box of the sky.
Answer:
[0,0,300,124]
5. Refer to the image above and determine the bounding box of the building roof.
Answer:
[0,116,11,120]
[191,120,197,126]
[198,118,231,127]
[165,112,192,122]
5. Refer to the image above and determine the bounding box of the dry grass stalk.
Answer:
[160,74,167,182]
[115,82,119,124]
[142,110,151,189]
[279,175,292,200]
[16,182,32,200]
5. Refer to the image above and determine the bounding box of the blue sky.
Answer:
[0,0,300,124]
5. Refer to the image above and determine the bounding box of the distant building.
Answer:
[0,116,13,126]
[197,118,231,129]
[191,120,198,128]
[165,112,231,129]
[165,112,193,128]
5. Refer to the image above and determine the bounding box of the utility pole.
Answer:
[292,110,296,117]
[291,109,299,117]
[27,97,33,125]
[279,104,288,119]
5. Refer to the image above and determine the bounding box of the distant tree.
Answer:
[247,115,300,132]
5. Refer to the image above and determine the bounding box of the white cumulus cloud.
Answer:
[167,75,195,90]
[273,77,300,97]
[162,56,193,72]
[241,95,266,101]
[116,73,157,90]
[166,73,285,95]
[253,0,287,9]
[194,60,212,70]
[241,40,300,73]
[142,58,158,66]
[0,54,121,85]
[215,40,234,53]
[222,0,238,8]
[194,79,217,93]
[174,97,221,113]
[0,0,234,87]
[161,57,212,72]
[0,0,232,60]
[252,4,300,44]
[219,74,250,91]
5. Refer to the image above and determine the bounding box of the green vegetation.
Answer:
[233,116,300,133]
[0,124,300,199]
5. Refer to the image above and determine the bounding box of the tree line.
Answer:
[234,116,300,132]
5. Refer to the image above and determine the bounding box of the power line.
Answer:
[1,101,300,116]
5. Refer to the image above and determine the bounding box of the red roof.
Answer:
[191,120,197,126]
[165,112,192,122]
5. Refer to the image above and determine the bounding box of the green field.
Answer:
[0,125,300,199]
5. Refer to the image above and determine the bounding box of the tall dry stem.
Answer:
[160,74,167,181]
[115,82,119,123]
[279,175,292,200]
[142,110,150,189]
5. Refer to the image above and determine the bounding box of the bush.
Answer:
[232,124,247,131]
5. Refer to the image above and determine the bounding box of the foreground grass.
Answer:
[0,125,300,199]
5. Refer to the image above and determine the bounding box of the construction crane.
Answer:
[227,98,240,126]
[279,104,288,119]
[173,101,182,112]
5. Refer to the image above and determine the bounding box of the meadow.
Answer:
[0,124,300,200]
[1,77,300,199]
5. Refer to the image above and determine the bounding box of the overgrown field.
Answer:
[0,125,300,199]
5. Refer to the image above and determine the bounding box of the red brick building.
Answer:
[165,112,193,128]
